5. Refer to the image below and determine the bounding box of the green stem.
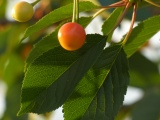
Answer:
[72,0,79,23]
[144,0,160,8]
[122,3,138,45]
[31,0,41,6]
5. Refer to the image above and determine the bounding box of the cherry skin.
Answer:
[12,1,34,22]
[58,22,86,51]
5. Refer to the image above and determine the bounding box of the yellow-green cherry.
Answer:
[12,1,34,22]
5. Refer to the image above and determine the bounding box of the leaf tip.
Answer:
[17,105,27,116]
[17,109,24,116]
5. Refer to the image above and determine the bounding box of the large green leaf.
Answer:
[63,44,129,120]
[18,34,107,115]
[124,15,160,57]
[24,27,59,71]
[21,1,98,40]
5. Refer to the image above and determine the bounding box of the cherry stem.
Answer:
[72,0,79,23]
[144,0,160,8]
[100,1,126,9]
[100,4,126,9]
[92,1,127,21]
[122,3,138,45]
[31,0,41,6]
[108,2,131,35]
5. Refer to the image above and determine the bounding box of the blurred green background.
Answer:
[0,0,160,120]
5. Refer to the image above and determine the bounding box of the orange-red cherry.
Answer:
[58,22,86,51]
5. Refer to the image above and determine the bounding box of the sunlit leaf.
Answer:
[124,15,160,57]
[18,34,107,115]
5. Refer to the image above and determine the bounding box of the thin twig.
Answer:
[144,0,160,8]
[92,1,126,22]
[100,0,126,9]
[108,0,126,6]
[101,4,126,9]
[31,0,41,6]
[109,2,131,34]
[122,3,138,45]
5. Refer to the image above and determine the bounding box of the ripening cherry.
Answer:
[58,22,86,51]
[12,1,34,22]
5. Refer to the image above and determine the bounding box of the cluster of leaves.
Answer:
[0,0,160,120]
[17,0,160,119]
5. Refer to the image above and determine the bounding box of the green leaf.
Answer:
[63,45,129,120]
[18,34,107,115]
[132,90,160,120]
[124,15,160,57]
[24,27,59,71]
[21,1,98,40]
[102,7,124,35]
[79,16,93,28]
[111,50,129,117]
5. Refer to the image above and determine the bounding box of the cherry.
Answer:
[58,22,86,51]
[12,1,34,22]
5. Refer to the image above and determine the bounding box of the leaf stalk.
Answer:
[108,2,131,35]
[92,1,127,22]
[72,0,79,23]
[144,0,160,8]
[123,3,138,45]
[31,0,41,6]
